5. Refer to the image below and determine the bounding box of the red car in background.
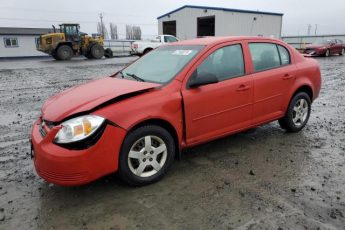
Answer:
[31,36,321,186]
[304,39,345,57]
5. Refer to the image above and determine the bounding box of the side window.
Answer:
[249,43,281,72]
[277,45,291,66]
[164,36,178,43]
[3,37,18,48]
[196,44,245,81]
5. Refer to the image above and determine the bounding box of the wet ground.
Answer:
[0,55,344,230]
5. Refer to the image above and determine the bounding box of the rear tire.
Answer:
[89,44,104,59]
[104,48,113,58]
[118,125,175,186]
[278,92,311,132]
[56,45,73,60]
[340,48,345,56]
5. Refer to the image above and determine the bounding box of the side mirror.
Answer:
[189,71,218,88]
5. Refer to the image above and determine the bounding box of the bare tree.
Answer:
[97,13,108,39]
[126,25,142,40]
[109,23,118,40]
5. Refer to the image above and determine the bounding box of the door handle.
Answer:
[236,84,251,91]
[282,74,294,80]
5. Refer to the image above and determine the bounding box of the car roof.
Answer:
[170,36,282,46]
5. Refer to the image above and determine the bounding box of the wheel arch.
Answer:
[127,118,181,159]
[292,84,314,101]
[55,42,73,50]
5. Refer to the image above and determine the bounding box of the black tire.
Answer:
[56,45,73,60]
[278,92,311,132]
[89,44,104,59]
[52,53,60,60]
[340,48,345,56]
[143,48,152,55]
[325,49,330,57]
[104,48,113,58]
[86,52,94,59]
[118,125,175,186]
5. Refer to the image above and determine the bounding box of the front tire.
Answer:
[340,48,345,56]
[278,92,311,132]
[143,48,152,55]
[118,125,175,186]
[325,49,330,57]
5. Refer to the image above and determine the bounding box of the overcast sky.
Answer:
[0,0,344,39]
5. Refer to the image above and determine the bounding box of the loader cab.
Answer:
[60,24,81,43]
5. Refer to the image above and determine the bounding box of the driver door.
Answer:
[181,42,253,145]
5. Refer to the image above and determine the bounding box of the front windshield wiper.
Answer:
[125,73,146,82]
[118,71,125,79]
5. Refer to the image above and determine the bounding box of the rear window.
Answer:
[277,45,290,66]
[249,43,291,72]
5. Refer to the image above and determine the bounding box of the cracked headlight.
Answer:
[54,115,105,144]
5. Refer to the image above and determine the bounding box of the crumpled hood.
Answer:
[42,77,160,122]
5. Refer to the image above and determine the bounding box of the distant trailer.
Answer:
[103,40,135,57]
[282,34,345,50]
[157,5,283,40]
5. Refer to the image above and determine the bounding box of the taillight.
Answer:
[132,43,138,49]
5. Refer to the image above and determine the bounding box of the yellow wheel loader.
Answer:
[36,23,104,60]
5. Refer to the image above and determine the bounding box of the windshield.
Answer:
[312,39,332,45]
[121,45,204,83]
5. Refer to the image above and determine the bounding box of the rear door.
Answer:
[330,39,341,54]
[182,42,253,145]
[247,41,297,125]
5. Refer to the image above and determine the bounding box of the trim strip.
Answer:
[192,103,252,122]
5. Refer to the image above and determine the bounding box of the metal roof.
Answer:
[170,36,282,46]
[157,5,283,19]
[0,27,60,36]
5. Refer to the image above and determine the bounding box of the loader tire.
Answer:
[90,44,104,59]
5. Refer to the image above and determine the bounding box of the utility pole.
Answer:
[99,13,104,37]
[314,24,318,35]
[307,24,312,36]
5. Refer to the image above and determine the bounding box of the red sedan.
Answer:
[304,39,345,57]
[31,37,321,186]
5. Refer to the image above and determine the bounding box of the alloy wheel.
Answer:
[127,135,167,177]
[325,49,330,57]
[292,98,309,127]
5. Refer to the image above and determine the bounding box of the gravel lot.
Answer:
[0,55,344,230]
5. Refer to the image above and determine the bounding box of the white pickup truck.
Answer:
[131,35,179,56]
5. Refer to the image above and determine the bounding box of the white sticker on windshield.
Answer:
[172,50,193,56]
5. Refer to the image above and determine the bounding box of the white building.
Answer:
[157,5,283,40]
[0,27,57,58]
